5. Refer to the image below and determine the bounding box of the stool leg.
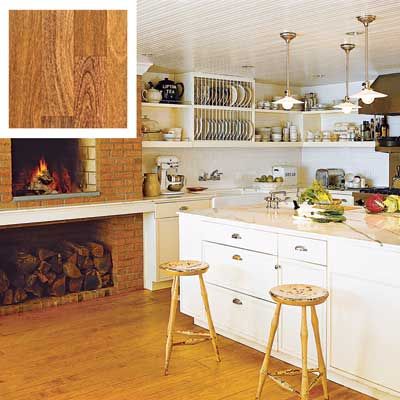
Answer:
[311,306,329,399]
[300,306,309,400]
[164,276,179,375]
[198,273,221,362]
[256,302,281,400]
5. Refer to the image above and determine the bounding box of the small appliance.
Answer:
[156,156,185,195]
[315,169,329,188]
[327,169,345,189]
[272,166,298,186]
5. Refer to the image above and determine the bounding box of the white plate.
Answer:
[244,86,253,107]
[228,85,237,107]
[236,84,246,107]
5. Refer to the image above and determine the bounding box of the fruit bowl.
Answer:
[253,181,283,192]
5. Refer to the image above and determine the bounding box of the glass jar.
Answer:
[141,115,160,135]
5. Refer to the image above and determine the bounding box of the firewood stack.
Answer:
[0,241,113,306]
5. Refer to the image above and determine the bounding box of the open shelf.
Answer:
[142,102,192,109]
[255,109,356,115]
[142,141,376,149]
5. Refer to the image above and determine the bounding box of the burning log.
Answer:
[93,252,112,274]
[0,270,10,293]
[86,242,104,258]
[80,256,94,270]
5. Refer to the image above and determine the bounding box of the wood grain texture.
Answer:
[41,10,74,117]
[106,10,127,128]
[9,11,43,128]
[74,10,107,57]
[74,57,106,128]
[9,10,127,128]
[0,289,374,400]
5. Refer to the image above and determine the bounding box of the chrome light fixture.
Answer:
[274,32,303,110]
[350,15,387,104]
[334,41,360,114]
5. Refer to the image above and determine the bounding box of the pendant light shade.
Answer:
[334,42,360,114]
[350,15,387,104]
[273,32,303,110]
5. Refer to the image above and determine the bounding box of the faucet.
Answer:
[198,170,223,181]
[210,169,223,181]
[265,191,288,209]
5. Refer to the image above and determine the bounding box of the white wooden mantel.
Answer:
[0,201,155,228]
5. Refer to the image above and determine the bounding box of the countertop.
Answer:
[179,205,400,251]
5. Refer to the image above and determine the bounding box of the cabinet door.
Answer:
[279,258,327,363]
[157,217,179,280]
[330,273,400,392]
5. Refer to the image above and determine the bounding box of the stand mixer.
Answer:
[156,156,185,195]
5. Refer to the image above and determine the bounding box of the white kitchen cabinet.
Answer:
[144,199,211,290]
[278,258,327,364]
[202,241,278,300]
[329,242,400,394]
[204,283,277,349]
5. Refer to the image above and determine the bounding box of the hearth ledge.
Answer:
[0,201,154,227]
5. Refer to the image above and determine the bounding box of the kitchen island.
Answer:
[178,205,400,400]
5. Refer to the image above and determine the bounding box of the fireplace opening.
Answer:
[12,139,98,198]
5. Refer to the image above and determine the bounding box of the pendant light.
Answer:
[274,32,303,110]
[334,42,360,114]
[350,15,387,104]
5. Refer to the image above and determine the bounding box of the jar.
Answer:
[143,173,161,197]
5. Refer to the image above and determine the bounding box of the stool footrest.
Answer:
[267,369,321,396]
[269,367,319,377]
[175,330,211,337]
[173,337,212,346]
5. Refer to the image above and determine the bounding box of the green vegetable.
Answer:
[384,195,399,213]
[300,180,333,205]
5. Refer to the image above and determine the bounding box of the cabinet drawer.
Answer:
[202,222,277,255]
[278,234,326,265]
[203,241,278,300]
[204,283,277,348]
[156,199,210,219]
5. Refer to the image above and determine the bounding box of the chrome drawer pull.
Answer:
[231,233,242,239]
[232,254,242,261]
[295,245,308,252]
[179,206,189,211]
[232,298,243,305]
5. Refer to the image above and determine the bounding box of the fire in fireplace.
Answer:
[12,139,97,197]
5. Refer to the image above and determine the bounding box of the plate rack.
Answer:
[194,107,253,141]
[194,76,254,108]
[193,74,255,141]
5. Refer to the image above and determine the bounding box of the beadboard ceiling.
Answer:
[137,0,400,86]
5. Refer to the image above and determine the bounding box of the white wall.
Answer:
[301,148,389,187]
[143,147,302,188]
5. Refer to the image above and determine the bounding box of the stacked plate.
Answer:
[194,117,254,141]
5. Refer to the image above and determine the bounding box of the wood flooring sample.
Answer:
[9,10,127,128]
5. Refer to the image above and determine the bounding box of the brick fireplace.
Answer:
[0,138,144,315]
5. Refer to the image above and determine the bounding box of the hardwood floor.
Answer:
[9,10,127,128]
[0,289,374,400]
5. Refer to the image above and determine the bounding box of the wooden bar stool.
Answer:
[256,284,329,400]
[160,260,221,375]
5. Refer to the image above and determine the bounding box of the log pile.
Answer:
[0,241,113,306]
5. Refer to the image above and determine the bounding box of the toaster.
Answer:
[272,166,298,186]
[315,169,329,188]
